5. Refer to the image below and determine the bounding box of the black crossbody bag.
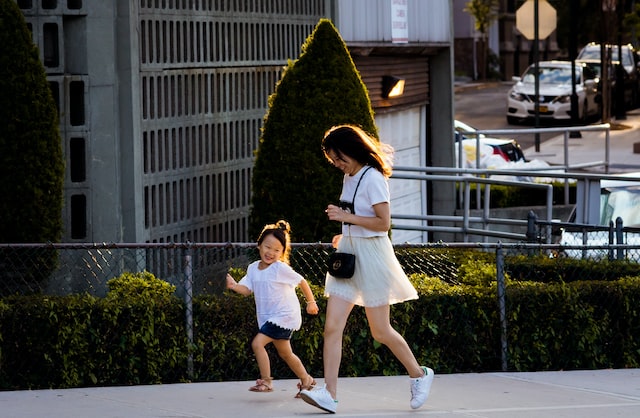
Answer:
[327,166,372,279]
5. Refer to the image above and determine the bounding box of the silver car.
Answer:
[507,60,600,125]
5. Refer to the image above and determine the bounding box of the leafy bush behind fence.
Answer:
[1,242,640,390]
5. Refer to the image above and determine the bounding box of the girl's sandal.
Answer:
[294,375,316,398]
[249,377,273,393]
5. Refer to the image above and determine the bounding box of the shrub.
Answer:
[250,19,378,242]
[106,270,176,303]
[0,0,64,293]
[0,0,64,243]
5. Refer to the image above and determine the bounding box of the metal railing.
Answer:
[391,169,553,242]
[456,123,612,172]
[390,160,640,244]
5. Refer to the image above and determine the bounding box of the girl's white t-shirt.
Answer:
[238,260,303,330]
[339,166,389,238]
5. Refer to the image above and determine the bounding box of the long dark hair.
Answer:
[322,124,394,177]
[257,220,292,263]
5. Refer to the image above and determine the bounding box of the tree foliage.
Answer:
[464,0,500,80]
[249,19,377,242]
[0,0,64,244]
[464,0,499,36]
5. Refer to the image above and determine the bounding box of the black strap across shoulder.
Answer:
[350,166,373,209]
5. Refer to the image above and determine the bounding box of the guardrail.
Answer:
[390,169,553,242]
[390,164,640,243]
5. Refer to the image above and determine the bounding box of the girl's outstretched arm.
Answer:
[299,278,319,315]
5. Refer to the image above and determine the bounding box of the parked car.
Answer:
[454,120,526,168]
[507,60,600,125]
[576,42,640,109]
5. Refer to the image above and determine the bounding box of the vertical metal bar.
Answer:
[546,184,553,244]
[464,180,471,243]
[605,127,610,174]
[534,0,540,152]
[563,131,569,169]
[608,220,614,261]
[475,133,481,211]
[483,183,491,243]
[184,246,194,379]
[496,244,508,371]
[616,217,624,260]
[526,211,537,243]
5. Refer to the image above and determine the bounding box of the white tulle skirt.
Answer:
[324,235,418,307]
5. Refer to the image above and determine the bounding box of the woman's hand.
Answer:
[331,234,342,249]
[325,204,349,223]
[326,202,391,233]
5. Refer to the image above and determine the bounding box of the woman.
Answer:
[299,125,434,413]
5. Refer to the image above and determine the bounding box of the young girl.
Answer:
[300,125,434,413]
[226,220,319,396]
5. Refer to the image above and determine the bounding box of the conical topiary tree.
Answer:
[0,0,64,244]
[0,0,64,293]
[249,19,378,242]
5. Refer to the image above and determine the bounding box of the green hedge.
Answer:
[0,272,188,390]
[2,261,640,390]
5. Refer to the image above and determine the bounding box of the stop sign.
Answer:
[516,0,557,40]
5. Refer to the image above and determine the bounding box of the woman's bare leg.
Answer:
[365,304,424,378]
[323,296,354,399]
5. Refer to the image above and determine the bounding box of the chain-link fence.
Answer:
[532,216,640,261]
[2,241,640,387]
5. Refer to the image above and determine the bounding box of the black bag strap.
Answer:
[350,166,373,210]
[344,166,372,239]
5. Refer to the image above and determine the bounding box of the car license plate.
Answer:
[538,105,548,112]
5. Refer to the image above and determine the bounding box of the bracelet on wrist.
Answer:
[306,300,316,305]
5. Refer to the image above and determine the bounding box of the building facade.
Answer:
[17,0,454,245]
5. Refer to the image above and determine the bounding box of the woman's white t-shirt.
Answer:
[238,260,304,330]
[339,166,389,238]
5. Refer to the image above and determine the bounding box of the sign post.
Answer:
[516,0,557,151]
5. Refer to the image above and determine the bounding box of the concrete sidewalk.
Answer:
[2,369,640,417]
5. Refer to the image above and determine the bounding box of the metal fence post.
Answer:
[526,211,538,243]
[496,243,508,371]
[183,245,194,380]
[609,220,615,261]
[616,217,624,260]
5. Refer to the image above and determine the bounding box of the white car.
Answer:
[454,120,525,169]
[507,60,600,124]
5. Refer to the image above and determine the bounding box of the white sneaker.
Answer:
[299,384,337,414]
[410,366,434,409]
